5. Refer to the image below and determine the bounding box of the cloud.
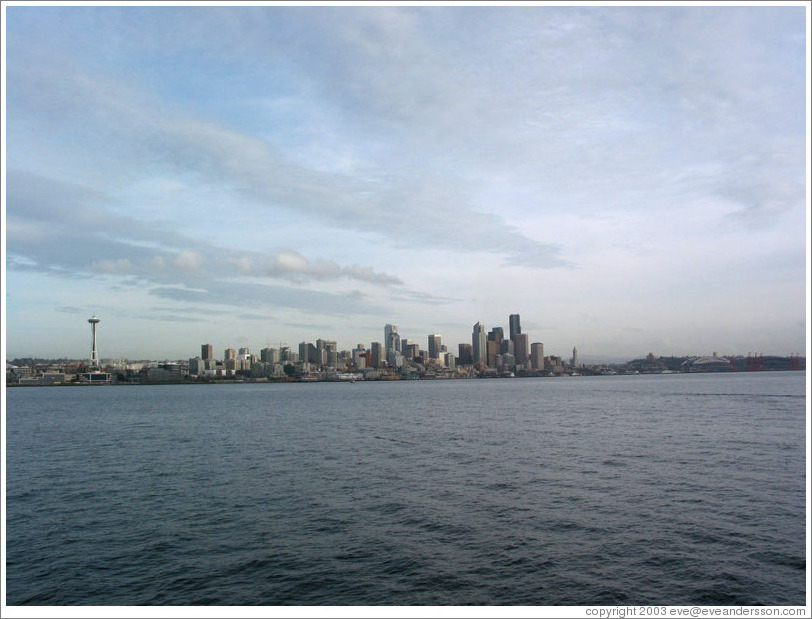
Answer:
[92,258,134,274]
[6,25,570,269]
[149,280,386,317]
[5,169,408,315]
[173,251,204,271]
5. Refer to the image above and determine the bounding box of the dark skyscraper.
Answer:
[458,343,473,365]
[201,343,213,360]
[509,314,521,340]
[428,334,442,359]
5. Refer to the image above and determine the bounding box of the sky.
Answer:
[2,2,809,363]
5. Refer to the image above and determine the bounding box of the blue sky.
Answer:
[3,3,809,362]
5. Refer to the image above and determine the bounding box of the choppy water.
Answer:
[5,372,807,605]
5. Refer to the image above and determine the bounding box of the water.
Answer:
[5,372,807,606]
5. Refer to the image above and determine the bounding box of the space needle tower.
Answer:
[88,315,100,367]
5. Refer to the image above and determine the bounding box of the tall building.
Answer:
[488,327,504,344]
[487,339,501,368]
[531,342,545,370]
[385,324,401,355]
[472,322,487,364]
[487,327,504,367]
[428,334,442,359]
[201,343,213,360]
[224,348,237,361]
[514,333,529,366]
[458,343,473,365]
[352,344,367,369]
[509,314,521,340]
[403,343,420,360]
[317,339,337,366]
[371,342,384,368]
[261,347,280,364]
[572,347,580,368]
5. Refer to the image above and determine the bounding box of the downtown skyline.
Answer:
[3,3,809,362]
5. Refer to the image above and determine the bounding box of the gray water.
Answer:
[4,372,807,605]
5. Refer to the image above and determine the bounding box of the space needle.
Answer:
[88,315,100,368]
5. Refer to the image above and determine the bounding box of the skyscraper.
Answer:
[531,342,545,370]
[514,333,529,366]
[509,314,521,340]
[385,324,400,355]
[428,334,442,359]
[488,327,504,366]
[458,343,473,365]
[201,343,213,360]
[472,322,487,364]
[371,342,383,368]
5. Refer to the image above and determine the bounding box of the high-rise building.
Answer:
[371,342,384,368]
[514,333,529,366]
[531,342,545,370]
[458,343,473,365]
[428,334,442,359]
[261,347,280,364]
[572,347,580,368]
[403,342,420,361]
[472,322,487,364]
[487,327,504,367]
[201,343,213,360]
[385,324,400,355]
[488,327,504,344]
[509,314,521,340]
[352,344,367,369]
[317,339,337,367]
[224,348,236,361]
[487,339,501,368]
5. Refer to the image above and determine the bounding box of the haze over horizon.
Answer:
[3,3,809,362]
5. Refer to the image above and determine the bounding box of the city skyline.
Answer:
[3,4,809,362]
[6,312,805,368]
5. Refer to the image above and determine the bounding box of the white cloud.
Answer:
[173,251,204,271]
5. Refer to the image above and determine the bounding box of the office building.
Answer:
[201,343,213,361]
[385,324,400,355]
[514,333,529,366]
[472,322,487,364]
[531,343,545,370]
[509,314,521,340]
[352,344,367,369]
[371,342,386,368]
[261,347,280,364]
[458,343,473,365]
[487,339,501,368]
[428,334,442,359]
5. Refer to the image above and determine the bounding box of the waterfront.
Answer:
[5,372,807,605]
